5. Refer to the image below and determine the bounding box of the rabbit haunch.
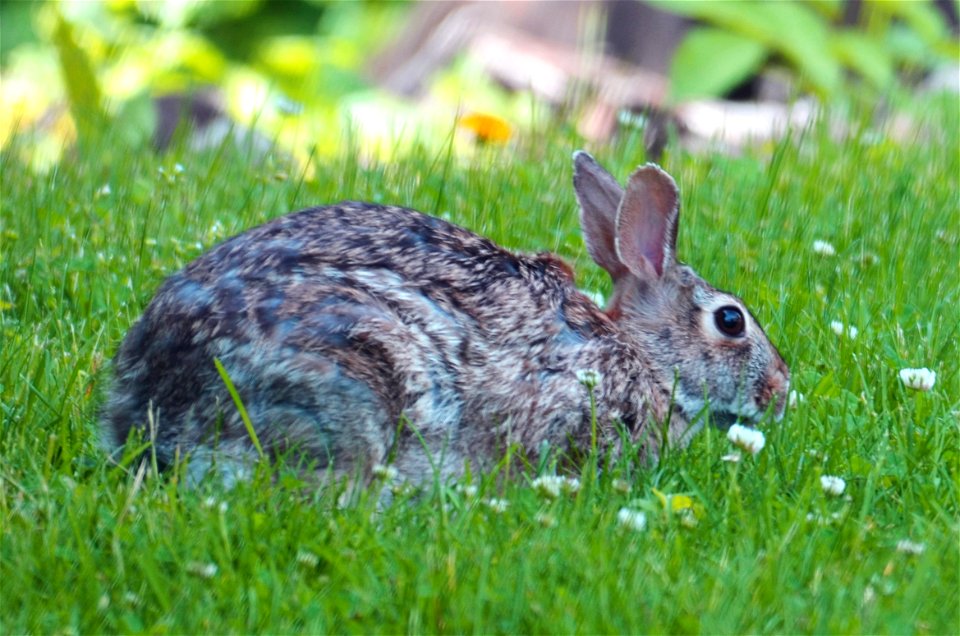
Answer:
[102,152,789,485]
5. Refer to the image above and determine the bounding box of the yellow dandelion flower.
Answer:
[458,112,513,144]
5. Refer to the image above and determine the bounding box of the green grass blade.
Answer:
[213,357,265,461]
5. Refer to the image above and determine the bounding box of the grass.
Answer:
[1,98,958,634]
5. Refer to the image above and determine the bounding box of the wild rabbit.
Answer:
[102,152,789,486]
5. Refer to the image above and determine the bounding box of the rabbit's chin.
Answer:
[707,410,748,431]
[676,397,761,431]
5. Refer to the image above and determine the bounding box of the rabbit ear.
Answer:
[615,164,679,279]
[573,151,629,280]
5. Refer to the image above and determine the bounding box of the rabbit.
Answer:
[101,152,790,487]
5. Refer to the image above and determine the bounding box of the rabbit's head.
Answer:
[573,152,789,429]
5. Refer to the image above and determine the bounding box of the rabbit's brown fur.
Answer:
[102,153,789,485]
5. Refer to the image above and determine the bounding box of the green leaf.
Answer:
[831,31,895,89]
[885,0,950,46]
[806,0,845,20]
[885,25,937,66]
[647,1,742,20]
[51,14,105,142]
[653,0,842,96]
[668,28,768,103]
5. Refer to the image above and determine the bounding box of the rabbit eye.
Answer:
[714,306,745,337]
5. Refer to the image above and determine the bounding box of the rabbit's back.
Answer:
[103,203,615,481]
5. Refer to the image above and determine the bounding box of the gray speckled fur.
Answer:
[101,153,789,486]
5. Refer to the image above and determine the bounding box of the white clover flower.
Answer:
[575,369,603,388]
[458,484,478,498]
[372,464,399,480]
[726,424,765,455]
[174,162,185,174]
[97,594,110,611]
[678,509,698,528]
[895,539,925,555]
[296,550,320,567]
[788,390,805,409]
[813,240,836,256]
[899,367,936,392]
[96,184,111,197]
[186,561,219,579]
[561,477,581,494]
[616,508,647,532]
[531,475,580,498]
[532,475,562,498]
[820,475,846,496]
[484,497,509,513]
[830,320,858,339]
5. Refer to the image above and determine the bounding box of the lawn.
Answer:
[1,98,957,634]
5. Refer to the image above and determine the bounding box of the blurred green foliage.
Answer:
[0,0,424,167]
[2,0,548,171]
[655,0,958,103]
[0,0,40,64]
[0,0,957,171]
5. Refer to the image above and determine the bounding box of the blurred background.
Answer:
[1,0,957,171]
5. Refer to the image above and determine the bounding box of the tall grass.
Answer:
[1,98,957,633]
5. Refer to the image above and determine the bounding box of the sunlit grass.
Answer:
[1,99,957,633]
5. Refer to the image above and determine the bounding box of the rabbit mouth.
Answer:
[708,410,744,431]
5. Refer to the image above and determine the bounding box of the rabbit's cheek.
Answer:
[672,372,713,413]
